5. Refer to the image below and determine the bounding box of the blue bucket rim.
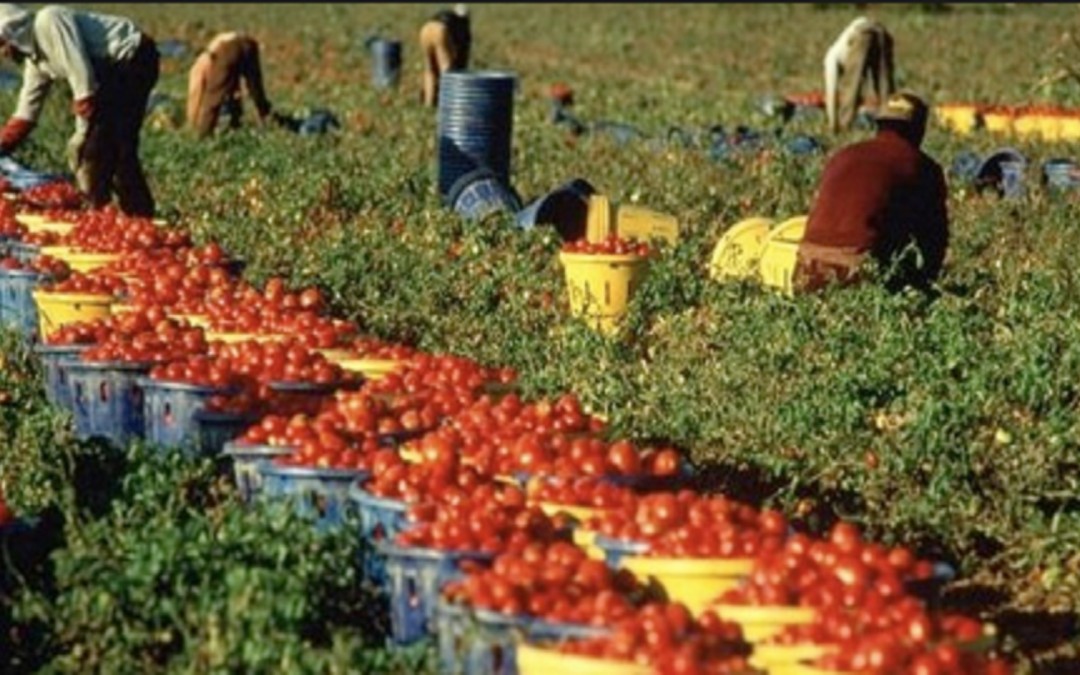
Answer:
[192,409,261,424]
[442,70,518,83]
[348,483,409,510]
[222,440,297,457]
[258,463,370,481]
[33,342,91,355]
[591,534,650,554]
[445,167,520,210]
[374,540,497,562]
[59,358,159,372]
[0,267,50,279]
[135,378,241,395]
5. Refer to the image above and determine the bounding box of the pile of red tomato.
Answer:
[562,234,651,256]
[0,183,1014,675]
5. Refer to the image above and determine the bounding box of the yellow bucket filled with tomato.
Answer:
[559,251,650,334]
[620,557,755,616]
[32,290,113,340]
[708,604,817,642]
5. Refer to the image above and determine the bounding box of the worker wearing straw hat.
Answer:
[419,3,471,107]
[187,31,290,137]
[795,92,949,293]
[824,16,896,133]
[0,3,158,216]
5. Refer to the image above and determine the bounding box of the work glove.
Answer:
[0,117,34,156]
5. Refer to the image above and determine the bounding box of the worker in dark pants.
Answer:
[796,92,949,293]
[419,4,471,107]
[0,3,158,217]
[187,31,288,137]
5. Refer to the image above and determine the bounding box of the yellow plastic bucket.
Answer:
[982,112,1013,136]
[16,214,75,236]
[1059,116,1080,141]
[710,216,773,281]
[1012,114,1041,139]
[537,502,601,523]
[516,642,650,675]
[205,331,287,344]
[615,204,679,246]
[40,246,123,274]
[1038,115,1063,142]
[750,642,839,668]
[559,251,650,334]
[337,357,404,380]
[708,604,817,642]
[621,557,754,615]
[585,194,614,243]
[111,303,137,314]
[758,216,808,297]
[32,290,114,340]
[314,348,356,364]
[935,105,979,135]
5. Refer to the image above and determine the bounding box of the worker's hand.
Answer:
[0,117,33,156]
[73,96,95,121]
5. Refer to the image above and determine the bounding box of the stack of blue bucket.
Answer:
[437,70,517,201]
[369,38,402,90]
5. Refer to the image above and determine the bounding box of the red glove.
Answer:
[73,96,95,119]
[0,117,34,155]
[73,96,95,120]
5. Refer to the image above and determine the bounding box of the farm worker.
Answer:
[0,3,159,217]
[419,3,471,107]
[824,16,895,133]
[795,92,949,293]
[187,31,281,138]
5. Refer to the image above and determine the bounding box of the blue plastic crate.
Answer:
[8,241,40,265]
[193,410,258,456]
[0,268,47,340]
[348,483,409,586]
[379,542,495,645]
[258,462,368,530]
[592,535,649,570]
[222,441,296,502]
[436,601,530,675]
[33,343,88,410]
[63,359,154,446]
[435,600,611,674]
[138,379,237,454]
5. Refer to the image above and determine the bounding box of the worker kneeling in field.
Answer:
[0,3,159,216]
[419,4,471,107]
[188,31,289,137]
[824,16,895,133]
[795,92,949,293]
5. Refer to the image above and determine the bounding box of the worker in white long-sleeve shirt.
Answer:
[0,3,159,216]
[824,16,895,134]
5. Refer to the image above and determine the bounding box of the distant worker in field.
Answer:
[795,92,949,293]
[0,3,158,216]
[187,31,282,137]
[824,16,895,133]
[419,3,471,107]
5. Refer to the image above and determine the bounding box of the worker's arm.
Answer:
[33,6,97,124]
[0,62,51,155]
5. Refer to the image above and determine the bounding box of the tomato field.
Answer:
[3,3,1080,673]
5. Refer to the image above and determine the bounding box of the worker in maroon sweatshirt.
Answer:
[796,91,949,293]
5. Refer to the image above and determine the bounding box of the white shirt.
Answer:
[14,5,143,124]
[824,17,874,130]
